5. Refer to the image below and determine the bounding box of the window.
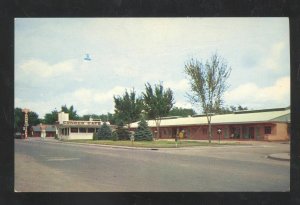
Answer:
[186,128,190,138]
[79,128,86,133]
[264,126,271,134]
[88,128,94,133]
[71,128,78,133]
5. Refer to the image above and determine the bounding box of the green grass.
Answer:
[62,139,241,148]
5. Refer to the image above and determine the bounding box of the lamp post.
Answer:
[217,128,222,144]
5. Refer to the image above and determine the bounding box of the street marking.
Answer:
[47,158,80,161]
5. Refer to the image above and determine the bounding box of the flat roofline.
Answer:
[131,121,280,128]
[233,107,289,114]
[190,107,289,116]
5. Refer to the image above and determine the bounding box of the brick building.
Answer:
[130,107,290,141]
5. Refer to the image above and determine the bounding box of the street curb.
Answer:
[25,138,259,151]
[29,138,162,150]
[267,153,290,161]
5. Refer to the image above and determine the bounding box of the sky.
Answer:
[15,18,290,118]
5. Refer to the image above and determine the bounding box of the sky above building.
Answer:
[15,18,290,118]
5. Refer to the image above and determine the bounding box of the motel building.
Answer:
[130,107,290,141]
[57,111,112,140]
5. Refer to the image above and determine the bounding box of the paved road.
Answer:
[15,138,290,192]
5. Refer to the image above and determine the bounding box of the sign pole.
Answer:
[22,108,30,139]
[217,129,222,144]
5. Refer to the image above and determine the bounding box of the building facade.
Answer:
[31,124,57,138]
[57,112,102,140]
[130,108,290,141]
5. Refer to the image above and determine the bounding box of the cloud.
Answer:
[73,88,94,105]
[15,18,290,117]
[93,86,128,102]
[262,41,288,71]
[163,79,189,92]
[15,86,129,117]
[20,59,75,78]
[224,76,290,108]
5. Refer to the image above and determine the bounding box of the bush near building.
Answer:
[134,118,153,141]
[114,121,131,140]
[95,122,112,140]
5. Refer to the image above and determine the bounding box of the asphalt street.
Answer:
[14,138,290,192]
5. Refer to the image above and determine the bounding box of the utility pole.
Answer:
[22,108,30,139]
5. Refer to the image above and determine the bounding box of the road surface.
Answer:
[15,138,290,192]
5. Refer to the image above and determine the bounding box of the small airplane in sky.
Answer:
[84,54,91,61]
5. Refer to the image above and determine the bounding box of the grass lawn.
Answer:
[63,139,241,148]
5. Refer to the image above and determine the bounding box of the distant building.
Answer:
[31,124,57,137]
[57,112,115,140]
[130,107,290,141]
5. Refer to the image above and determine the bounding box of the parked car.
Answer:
[14,132,24,139]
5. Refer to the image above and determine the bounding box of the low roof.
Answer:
[130,108,290,128]
[32,125,57,132]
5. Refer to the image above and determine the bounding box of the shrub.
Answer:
[92,132,97,140]
[96,122,112,140]
[115,121,130,140]
[134,118,153,141]
[112,131,118,141]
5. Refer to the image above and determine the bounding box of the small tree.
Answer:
[184,53,231,143]
[114,121,130,140]
[134,118,153,141]
[96,122,112,140]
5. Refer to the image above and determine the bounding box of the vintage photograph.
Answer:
[14,18,290,192]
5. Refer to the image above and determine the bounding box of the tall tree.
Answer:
[28,111,40,126]
[61,105,79,120]
[14,108,40,133]
[184,53,231,143]
[114,89,143,129]
[142,82,174,139]
[43,109,58,124]
[215,105,249,114]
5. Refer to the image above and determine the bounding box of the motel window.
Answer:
[264,126,271,134]
[79,128,86,133]
[71,128,78,133]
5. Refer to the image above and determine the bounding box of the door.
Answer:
[249,127,254,139]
